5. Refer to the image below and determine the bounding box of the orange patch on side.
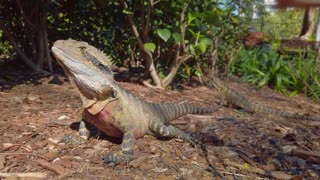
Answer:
[84,106,123,138]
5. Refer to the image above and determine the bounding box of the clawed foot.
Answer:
[59,134,87,145]
[103,151,133,165]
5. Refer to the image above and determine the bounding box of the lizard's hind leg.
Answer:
[149,119,200,146]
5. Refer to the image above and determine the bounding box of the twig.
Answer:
[224,160,292,180]
[0,152,48,160]
[291,149,320,159]
[234,149,258,167]
[0,172,47,178]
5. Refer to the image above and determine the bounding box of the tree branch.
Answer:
[163,54,193,87]
[142,0,152,42]
[16,0,37,30]
[180,4,188,53]
[120,0,162,87]
[0,22,47,73]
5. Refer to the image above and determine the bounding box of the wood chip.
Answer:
[36,159,74,176]
[53,159,73,168]
[0,155,5,170]
[129,155,148,168]
[43,151,60,161]
[2,143,15,151]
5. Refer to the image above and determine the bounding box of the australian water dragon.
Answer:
[51,39,219,164]
[209,76,320,121]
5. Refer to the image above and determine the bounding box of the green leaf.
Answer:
[200,38,213,45]
[184,64,191,77]
[289,90,298,97]
[157,28,171,42]
[144,43,156,53]
[187,12,197,25]
[195,69,202,77]
[159,71,166,80]
[203,10,219,25]
[172,32,181,43]
[198,42,207,53]
[122,9,133,15]
[190,45,196,55]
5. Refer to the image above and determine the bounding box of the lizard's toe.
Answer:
[103,151,133,164]
[59,134,87,145]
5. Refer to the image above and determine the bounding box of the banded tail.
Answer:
[226,89,320,121]
[250,104,320,121]
[148,102,218,123]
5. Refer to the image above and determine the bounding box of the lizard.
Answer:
[209,76,320,121]
[51,39,220,164]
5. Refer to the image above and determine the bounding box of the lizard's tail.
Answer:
[149,102,220,123]
[251,104,320,121]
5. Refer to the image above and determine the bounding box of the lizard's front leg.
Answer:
[103,128,135,164]
[60,118,91,145]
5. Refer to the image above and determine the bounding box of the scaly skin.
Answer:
[210,76,320,121]
[52,39,219,164]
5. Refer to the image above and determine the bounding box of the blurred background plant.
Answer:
[0,0,320,100]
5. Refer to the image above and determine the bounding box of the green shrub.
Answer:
[231,47,320,100]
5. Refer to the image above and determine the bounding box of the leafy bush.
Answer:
[231,46,292,92]
[0,31,12,56]
[231,47,320,100]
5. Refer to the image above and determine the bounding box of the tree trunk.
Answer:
[299,7,317,40]
[0,0,52,73]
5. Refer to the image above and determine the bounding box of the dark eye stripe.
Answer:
[80,47,113,75]
[97,63,113,75]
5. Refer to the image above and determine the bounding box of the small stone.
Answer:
[57,115,67,121]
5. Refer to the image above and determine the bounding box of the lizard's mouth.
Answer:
[51,45,114,101]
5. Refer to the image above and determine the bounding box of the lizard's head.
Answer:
[52,39,115,106]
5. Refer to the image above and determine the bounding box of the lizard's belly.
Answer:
[84,105,147,139]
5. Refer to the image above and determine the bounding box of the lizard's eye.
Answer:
[79,46,86,51]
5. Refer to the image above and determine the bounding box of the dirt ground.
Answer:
[0,62,320,179]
